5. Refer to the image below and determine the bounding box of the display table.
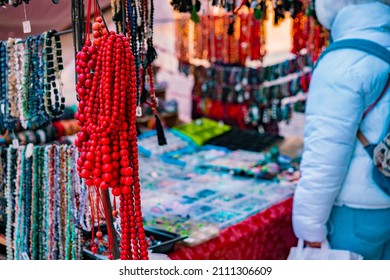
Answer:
[169,197,296,260]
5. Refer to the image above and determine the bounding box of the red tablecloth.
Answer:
[169,197,297,260]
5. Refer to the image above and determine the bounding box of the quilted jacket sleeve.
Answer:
[292,55,365,242]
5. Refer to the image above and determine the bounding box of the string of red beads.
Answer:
[74,16,148,260]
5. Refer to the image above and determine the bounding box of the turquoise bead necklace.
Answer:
[31,146,41,259]
[37,146,45,260]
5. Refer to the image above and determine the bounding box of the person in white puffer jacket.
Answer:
[292,0,390,259]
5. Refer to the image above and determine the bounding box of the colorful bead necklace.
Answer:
[5,147,16,260]
[31,146,40,259]
[14,147,23,259]
[43,30,66,118]
[5,38,21,130]
[20,36,49,129]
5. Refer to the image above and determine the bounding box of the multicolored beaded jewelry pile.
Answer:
[290,1,329,61]
[1,144,86,260]
[171,0,325,134]
[0,32,66,132]
[173,0,328,66]
[175,10,267,66]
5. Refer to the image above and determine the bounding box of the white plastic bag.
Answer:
[148,250,171,260]
[287,239,363,260]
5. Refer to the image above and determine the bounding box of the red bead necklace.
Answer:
[74,1,148,260]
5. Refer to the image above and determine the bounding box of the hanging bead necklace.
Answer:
[48,145,58,259]
[32,35,48,128]
[23,147,33,258]
[41,145,49,259]
[111,0,123,34]
[13,39,25,124]
[31,145,41,260]
[6,38,21,130]
[20,36,49,129]
[65,146,74,259]
[52,145,61,259]
[43,30,66,118]
[42,145,50,259]
[0,41,7,134]
[59,145,67,259]
[75,0,148,259]
[13,147,23,259]
[19,36,34,129]
[6,147,16,260]
[126,0,141,109]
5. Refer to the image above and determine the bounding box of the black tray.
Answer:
[82,226,186,260]
[146,226,186,254]
[206,128,283,152]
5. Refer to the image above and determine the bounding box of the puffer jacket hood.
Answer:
[315,0,390,29]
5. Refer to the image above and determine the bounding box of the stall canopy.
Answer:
[0,0,173,40]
